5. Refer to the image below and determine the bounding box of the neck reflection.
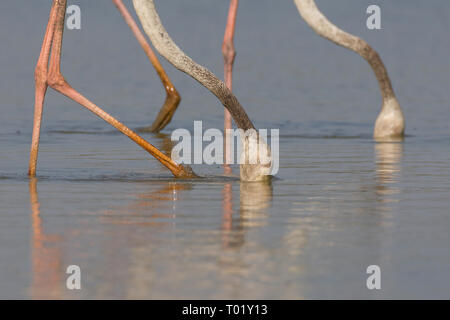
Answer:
[375,142,403,200]
[221,180,273,248]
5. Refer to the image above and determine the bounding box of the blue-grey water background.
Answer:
[0,0,449,299]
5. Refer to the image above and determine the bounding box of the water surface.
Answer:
[0,0,449,299]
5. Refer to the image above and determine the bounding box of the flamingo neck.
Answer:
[294,0,396,102]
[374,97,405,140]
[132,0,254,132]
[133,0,273,181]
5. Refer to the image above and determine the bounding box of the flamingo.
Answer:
[219,0,405,140]
[29,0,271,182]
[29,0,193,178]
[132,0,272,182]
[293,0,405,140]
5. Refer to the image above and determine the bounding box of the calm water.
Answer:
[1,0,450,299]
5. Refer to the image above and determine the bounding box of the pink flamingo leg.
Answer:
[112,0,180,132]
[222,0,239,174]
[28,1,59,176]
[29,0,194,178]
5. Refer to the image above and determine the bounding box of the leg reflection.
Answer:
[221,183,234,247]
[29,178,63,299]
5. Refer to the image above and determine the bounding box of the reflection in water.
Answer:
[28,177,193,299]
[221,183,234,247]
[153,132,176,159]
[94,181,192,298]
[375,142,403,199]
[27,172,275,298]
[119,179,274,298]
[239,182,273,226]
[216,181,275,298]
[101,182,192,227]
[221,181,273,248]
[26,141,404,299]
[29,179,63,299]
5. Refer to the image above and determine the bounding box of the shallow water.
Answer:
[1,0,450,299]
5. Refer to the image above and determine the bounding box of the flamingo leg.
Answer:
[29,0,193,178]
[222,0,239,173]
[112,0,180,132]
[28,1,59,176]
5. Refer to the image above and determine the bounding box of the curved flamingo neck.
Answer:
[294,0,396,102]
[132,0,255,132]
[133,0,273,181]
